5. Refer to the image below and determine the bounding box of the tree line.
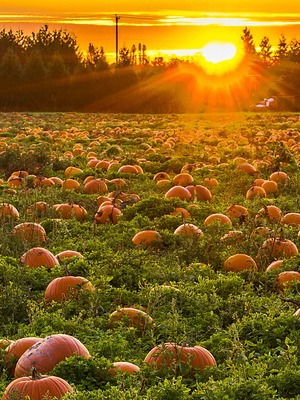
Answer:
[0,24,299,112]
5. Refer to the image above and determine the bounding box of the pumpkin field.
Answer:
[0,111,300,399]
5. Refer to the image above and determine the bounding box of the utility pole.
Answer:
[115,15,120,64]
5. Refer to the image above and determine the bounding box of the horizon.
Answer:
[0,2,299,62]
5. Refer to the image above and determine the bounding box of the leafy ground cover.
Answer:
[0,111,299,398]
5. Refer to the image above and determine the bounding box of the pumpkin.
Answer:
[164,186,192,201]
[132,230,162,245]
[226,204,248,220]
[62,178,81,190]
[256,205,282,223]
[20,247,59,269]
[204,213,232,226]
[170,207,191,219]
[281,212,300,226]
[259,238,298,260]
[277,271,300,290]
[5,337,41,376]
[236,163,257,175]
[261,180,278,195]
[26,201,48,216]
[109,178,127,189]
[109,307,153,329]
[55,250,84,260]
[203,177,219,187]
[174,224,203,237]
[84,178,108,194]
[187,185,212,201]
[269,171,289,185]
[144,343,216,372]
[49,176,63,186]
[172,173,194,186]
[266,260,284,272]
[13,222,46,243]
[220,230,245,243]
[2,368,74,400]
[245,186,266,200]
[53,203,87,221]
[223,254,258,272]
[109,361,140,376]
[118,165,139,174]
[14,334,90,377]
[153,172,170,181]
[44,276,94,302]
[95,160,110,170]
[94,204,122,224]
[0,203,19,219]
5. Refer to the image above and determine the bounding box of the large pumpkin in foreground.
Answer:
[14,334,90,378]
[144,343,216,372]
[20,248,59,269]
[2,369,74,399]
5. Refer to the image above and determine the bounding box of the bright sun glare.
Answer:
[201,42,237,63]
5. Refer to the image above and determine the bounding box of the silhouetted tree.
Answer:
[241,27,256,55]
[274,35,289,63]
[288,38,300,63]
[87,43,109,70]
[258,36,273,66]
[0,29,24,63]
[118,47,131,67]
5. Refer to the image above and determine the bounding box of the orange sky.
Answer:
[1,1,299,61]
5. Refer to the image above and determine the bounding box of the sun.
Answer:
[197,41,243,75]
[201,42,237,64]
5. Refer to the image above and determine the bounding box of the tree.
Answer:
[241,27,256,55]
[0,29,24,64]
[117,47,131,67]
[86,43,109,70]
[25,25,81,73]
[274,35,289,63]
[288,38,300,63]
[258,36,273,66]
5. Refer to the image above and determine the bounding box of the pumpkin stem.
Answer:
[31,367,42,380]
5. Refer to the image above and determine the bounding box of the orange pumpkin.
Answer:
[236,163,257,175]
[62,178,81,190]
[172,173,194,186]
[132,230,162,245]
[277,271,300,290]
[44,276,94,302]
[256,205,282,223]
[269,171,289,185]
[203,177,219,187]
[118,165,139,174]
[108,361,140,375]
[170,207,191,219]
[261,180,278,195]
[144,343,216,372]
[226,204,248,220]
[84,178,108,194]
[0,203,19,219]
[186,185,212,201]
[14,333,90,377]
[281,212,300,226]
[109,307,153,329]
[53,203,87,221]
[94,204,122,224]
[245,186,266,200]
[55,250,84,260]
[2,369,74,399]
[20,247,59,269]
[153,172,170,181]
[260,238,298,260]
[174,224,203,237]
[223,254,258,272]
[266,260,284,272]
[13,222,46,243]
[204,213,232,226]
[165,186,192,201]
[5,337,41,376]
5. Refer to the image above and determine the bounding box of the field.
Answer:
[0,111,299,399]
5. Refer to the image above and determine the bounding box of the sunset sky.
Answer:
[1,1,299,62]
